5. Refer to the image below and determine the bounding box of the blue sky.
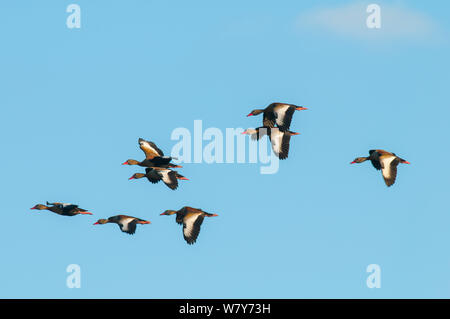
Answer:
[0,0,449,298]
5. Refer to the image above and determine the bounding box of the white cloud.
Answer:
[296,2,444,43]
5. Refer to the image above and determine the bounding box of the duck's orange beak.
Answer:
[350,161,356,164]
[139,221,151,224]
[403,161,411,164]
[93,222,99,225]
[246,113,253,117]
[128,176,135,180]
[296,107,308,111]
[122,161,129,165]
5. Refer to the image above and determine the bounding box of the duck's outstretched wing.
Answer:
[183,213,204,245]
[380,156,400,187]
[273,104,296,132]
[139,138,164,160]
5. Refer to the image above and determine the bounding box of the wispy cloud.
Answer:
[296,2,445,43]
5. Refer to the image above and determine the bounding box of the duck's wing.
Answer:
[118,217,138,235]
[145,168,162,184]
[175,209,187,225]
[149,156,173,166]
[139,157,174,168]
[368,150,382,170]
[139,138,164,160]
[155,168,179,190]
[273,104,296,132]
[48,202,75,208]
[380,155,400,187]
[269,129,291,160]
[46,201,63,206]
[182,212,204,245]
[279,132,292,160]
[61,204,79,213]
[262,109,276,128]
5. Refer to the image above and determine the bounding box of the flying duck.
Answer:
[160,206,218,245]
[122,159,182,169]
[30,202,92,216]
[93,215,150,235]
[247,102,307,132]
[129,167,188,190]
[242,127,299,160]
[351,149,410,187]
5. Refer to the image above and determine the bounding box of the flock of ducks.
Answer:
[30,102,410,244]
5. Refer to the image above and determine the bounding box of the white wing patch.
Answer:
[274,105,290,126]
[380,156,396,180]
[158,169,172,184]
[183,214,199,239]
[120,217,135,232]
[270,129,284,156]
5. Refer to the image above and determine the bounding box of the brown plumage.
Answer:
[93,215,150,235]
[160,206,218,244]
[122,159,182,169]
[351,149,410,187]
[30,202,92,216]
[247,102,307,132]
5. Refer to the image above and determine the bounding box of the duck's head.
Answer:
[93,219,108,225]
[30,204,47,210]
[129,173,146,180]
[122,159,139,165]
[160,210,177,216]
[350,157,368,164]
[246,109,264,117]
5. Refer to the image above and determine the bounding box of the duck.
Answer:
[242,126,300,160]
[93,215,150,235]
[247,102,307,132]
[129,167,188,190]
[160,206,218,244]
[351,149,410,187]
[122,159,182,169]
[30,202,92,216]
